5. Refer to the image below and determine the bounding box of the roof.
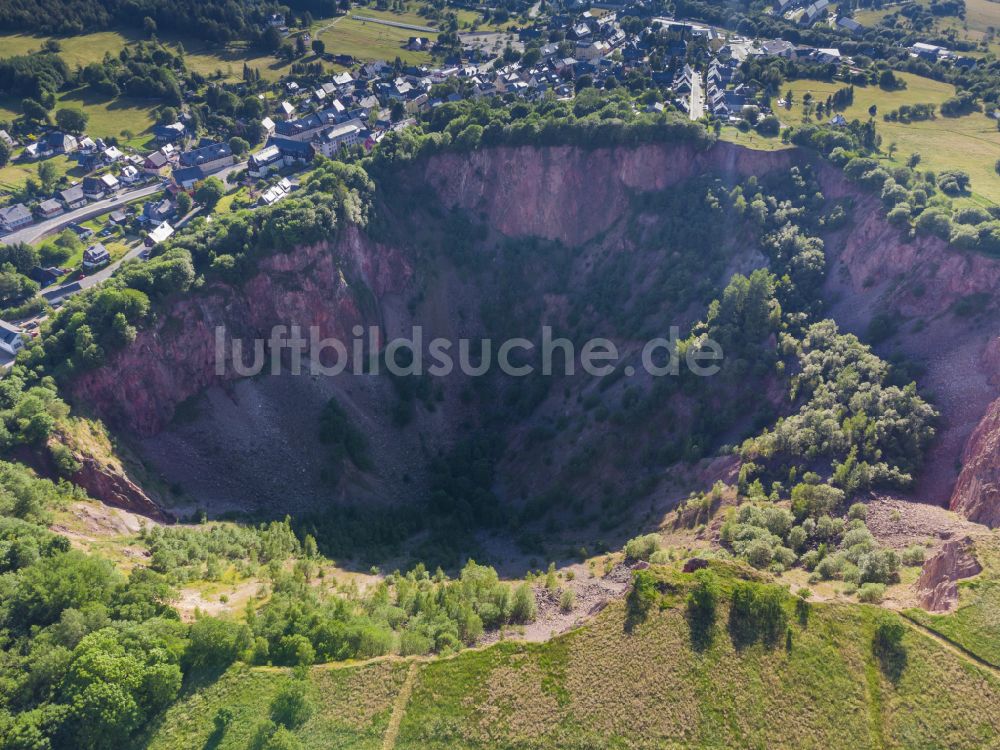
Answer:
[83,243,110,261]
[38,198,63,212]
[148,221,174,244]
[60,186,85,203]
[0,203,32,223]
[145,151,169,168]
[179,141,232,167]
[172,165,205,184]
[266,136,315,158]
[250,144,282,166]
[0,320,21,345]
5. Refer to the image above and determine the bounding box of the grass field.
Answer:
[143,561,1000,749]
[783,72,1000,206]
[906,537,1000,667]
[0,154,83,194]
[314,15,433,65]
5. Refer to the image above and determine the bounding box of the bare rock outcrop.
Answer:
[69,454,172,523]
[950,398,1000,527]
[916,537,982,612]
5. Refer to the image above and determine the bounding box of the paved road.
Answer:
[2,182,165,245]
[351,14,435,33]
[1,163,242,246]
[689,72,705,121]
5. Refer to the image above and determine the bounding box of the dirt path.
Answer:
[382,661,418,750]
[900,613,1000,678]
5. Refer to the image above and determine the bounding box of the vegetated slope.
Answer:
[145,561,1000,750]
[63,141,1000,544]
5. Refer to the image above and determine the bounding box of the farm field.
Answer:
[783,72,1000,206]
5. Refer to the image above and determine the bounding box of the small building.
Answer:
[119,165,140,184]
[247,144,284,178]
[179,142,234,173]
[261,116,276,136]
[154,122,186,144]
[145,221,174,247]
[44,132,79,155]
[82,243,111,270]
[171,165,205,191]
[59,186,87,209]
[37,198,64,219]
[315,120,365,158]
[0,203,33,232]
[0,321,24,356]
[143,198,175,223]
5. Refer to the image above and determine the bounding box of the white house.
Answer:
[0,204,33,233]
[0,321,24,356]
[315,120,364,157]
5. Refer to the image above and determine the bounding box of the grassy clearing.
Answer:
[145,562,1000,749]
[0,31,132,67]
[55,88,157,145]
[906,537,1000,668]
[782,72,1000,206]
[314,16,433,65]
[145,660,410,750]
[0,154,84,195]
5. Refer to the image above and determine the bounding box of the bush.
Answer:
[729,581,787,648]
[901,545,925,566]
[857,582,887,603]
[847,502,867,521]
[270,680,314,729]
[559,588,575,613]
[510,583,536,623]
[624,533,661,561]
[686,569,719,649]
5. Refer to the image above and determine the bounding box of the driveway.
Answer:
[689,73,705,121]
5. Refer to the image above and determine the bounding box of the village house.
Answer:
[0,203,33,232]
[145,221,174,247]
[37,198,64,219]
[247,144,284,178]
[153,122,186,144]
[315,120,366,158]
[179,142,234,173]
[143,150,171,176]
[0,321,24,356]
[59,186,87,209]
[82,243,111,270]
[171,165,205,191]
[143,198,175,223]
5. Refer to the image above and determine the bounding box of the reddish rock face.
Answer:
[65,141,1000,524]
[916,537,982,612]
[70,454,172,523]
[950,399,1000,527]
[70,232,411,437]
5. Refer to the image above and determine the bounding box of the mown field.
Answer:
[312,15,434,66]
[783,72,1000,206]
[143,562,1000,749]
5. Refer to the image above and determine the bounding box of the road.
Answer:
[1,163,242,246]
[689,72,705,121]
[351,15,435,33]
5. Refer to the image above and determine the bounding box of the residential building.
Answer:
[247,144,284,178]
[315,120,365,157]
[82,243,111,270]
[154,122,186,144]
[37,199,64,219]
[59,186,87,209]
[143,150,171,176]
[179,142,234,173]
[171,165,205,190]
[146,221,174,247]
[0,204,33,232]
[143,198,175,223]
[0,321,24,356]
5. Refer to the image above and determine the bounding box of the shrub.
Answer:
[901,545,925,566]
[511,583,537,623]
[847,502,867,521]
[559,588,575,613]
[857,582,887,602]
[624,533,661,561]
[270,680,314,729]
[625,569,658,630]
[686,568,719,649]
